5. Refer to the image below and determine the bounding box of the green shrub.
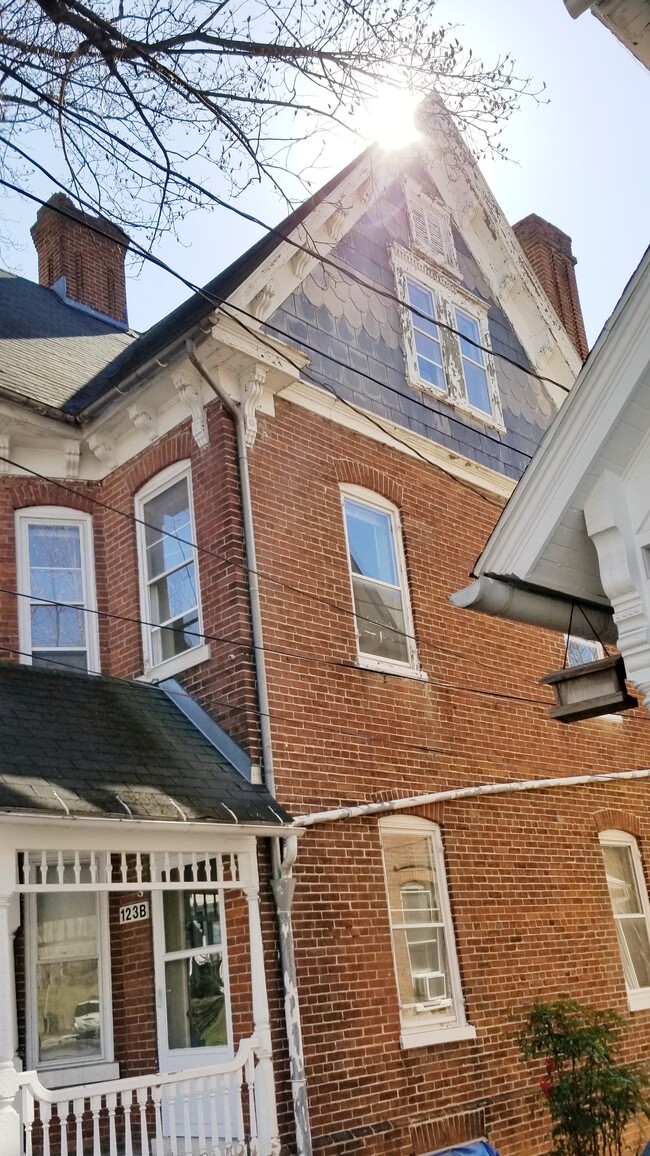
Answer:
[519,998,649,1156]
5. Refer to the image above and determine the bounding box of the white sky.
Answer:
[5,0,649,346]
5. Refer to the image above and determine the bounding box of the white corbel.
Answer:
[128,404,158,444]
[291,248,313,282]
[240,364,267,448]
[250,286,274,320]
[63,439,80,479]
[497,272,516,300]
[87,434,114,464]
[326,208,346,243]
[173,375,209,449]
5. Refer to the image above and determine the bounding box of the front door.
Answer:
[152,883,233,1139]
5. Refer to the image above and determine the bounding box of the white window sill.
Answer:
[138,643,211,684]
[627,988,650,1012]
[411,378,506,435]
[37,1061,120,1089]
[357,655,428,681]
[400,1023,477,1049]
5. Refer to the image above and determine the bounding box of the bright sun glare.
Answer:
[361,87,422,151]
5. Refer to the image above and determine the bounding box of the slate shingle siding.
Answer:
[269,176,556,482]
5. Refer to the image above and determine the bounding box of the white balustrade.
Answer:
[16,1037,271,1156]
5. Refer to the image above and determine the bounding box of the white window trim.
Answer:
[25,889,116,1080]
[391,242,505,434]
[404,179,458,275]
[600,829,650,1011]
[340,484,422,678]
[15,506,100,673]
[135,460,208,679]
[380,815,475,1049]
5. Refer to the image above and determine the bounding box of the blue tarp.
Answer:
[439,1145,499,1156]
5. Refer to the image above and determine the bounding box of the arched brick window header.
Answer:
[369,792,445,827]
[592,809,641,837]
[334,460,403,508]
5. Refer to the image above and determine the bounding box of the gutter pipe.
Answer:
[293,767,650,828]
[449,575,617,644]
[187,346,312,1156]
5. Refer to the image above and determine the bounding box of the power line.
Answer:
[0,171,569,418]
[0,635,585,763]
[0,450,431,642]
[0,130,572,396]
[0,177,542,482]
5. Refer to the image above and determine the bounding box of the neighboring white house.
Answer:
[451,244,650,710]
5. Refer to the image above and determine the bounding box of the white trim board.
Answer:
[471,246,650,591]
[279,378,516,499]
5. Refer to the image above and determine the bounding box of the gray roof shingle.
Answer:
[0,271,134,409]
[0,662,291,826]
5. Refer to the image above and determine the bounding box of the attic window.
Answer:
[405,182,456,272]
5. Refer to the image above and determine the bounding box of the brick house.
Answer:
[1,100,650,1156]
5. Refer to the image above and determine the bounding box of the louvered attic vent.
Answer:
[406,186,456,271]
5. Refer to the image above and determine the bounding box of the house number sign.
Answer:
[119,901,150,924]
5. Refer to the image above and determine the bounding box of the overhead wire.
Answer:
[0,177,543,501]
[0,178,585,724]
[0,641,576,761]
[0,172,569,408]
[0,131,572,395]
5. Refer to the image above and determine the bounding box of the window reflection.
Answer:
[36,891,102,1063]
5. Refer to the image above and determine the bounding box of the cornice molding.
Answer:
[278,378,515,499]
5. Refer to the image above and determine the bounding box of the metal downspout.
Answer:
[187,346,313,1156]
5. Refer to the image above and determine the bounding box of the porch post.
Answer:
[245,879,280,1156]
[0,849,21,1156]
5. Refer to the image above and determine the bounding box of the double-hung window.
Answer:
[392,242,504,430]
[341,486,420,676]
[380,816,474,1048]
[135,461,207,677]
[600,830,650,1010]
[25,856,116,1086]
[16,507,99,672]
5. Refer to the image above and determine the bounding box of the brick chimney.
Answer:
[31,194,129,326]
[512,214,588,361]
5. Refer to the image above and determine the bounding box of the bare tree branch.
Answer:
[0,0,543,243]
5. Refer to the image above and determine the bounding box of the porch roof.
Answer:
[0,662,291,826]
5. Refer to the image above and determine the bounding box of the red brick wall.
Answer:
[0,402,281,1092]
[242,397,650,1155]
[6,390,650,1154]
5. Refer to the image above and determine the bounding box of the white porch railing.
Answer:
[16,1037,280,1156]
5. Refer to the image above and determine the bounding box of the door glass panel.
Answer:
[163,891,221,953]
[162,889,226,1052]
[165,955,226,1049]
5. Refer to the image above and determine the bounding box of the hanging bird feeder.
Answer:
[540,606,638,723]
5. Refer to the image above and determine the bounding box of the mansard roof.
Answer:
[0,661,291,826]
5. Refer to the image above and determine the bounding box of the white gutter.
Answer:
[449,575,617,644]
[187,347,313,1156]
[293,767,650,827]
